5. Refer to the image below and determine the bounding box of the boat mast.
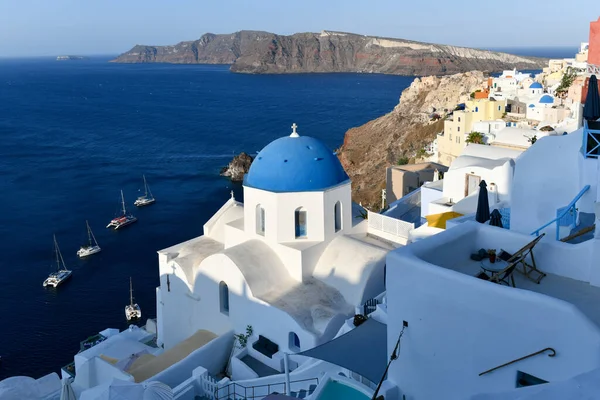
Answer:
[120,190,126,215]
[87,221,99,246]
[86,220,92,246]
[54,235,60,272]
[129,277,134,306]
[143,175,148,197]
[54,235,67,272]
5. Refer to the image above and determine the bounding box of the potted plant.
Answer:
[488,249,497,263]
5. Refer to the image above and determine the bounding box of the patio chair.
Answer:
[499,233,546,284]
[478,262,517,287]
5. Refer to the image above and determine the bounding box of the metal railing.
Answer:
[215,377,319,400]
[531,185,590,240]
[368,211,415,240]
[479,347,555,376]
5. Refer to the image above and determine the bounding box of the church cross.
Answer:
[290,123,299,137]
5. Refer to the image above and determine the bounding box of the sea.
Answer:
[0,46,576,380]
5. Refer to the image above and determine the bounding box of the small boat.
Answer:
[107,190,137,229]
[43,235,72,288]
[125,277,141,321]
[134,175,155,207]
[77,220,101,258]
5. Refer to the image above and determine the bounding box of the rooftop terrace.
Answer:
[406,222,600,328]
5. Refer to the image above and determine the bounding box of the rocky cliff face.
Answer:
[113,30,547,76]
[338,71,487,207]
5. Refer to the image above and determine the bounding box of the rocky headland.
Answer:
[113,30,546,76]
[220,152,254,181]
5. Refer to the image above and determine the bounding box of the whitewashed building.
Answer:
[156,124,391,366]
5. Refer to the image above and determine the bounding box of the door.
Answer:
[465,174,481,196]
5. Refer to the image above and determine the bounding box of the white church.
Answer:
[156,124,390,361]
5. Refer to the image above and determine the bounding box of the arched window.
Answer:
[334,201,342,232]
[295,207,307,238]
[289,332,300,352]
[458,117,461,122]
[475,107,479,112]
[256,204,265,236]
[219,281,229,315]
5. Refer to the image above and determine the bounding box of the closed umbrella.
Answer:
[583,75,600,121]
[475,180,490,223]
[60,378,76,400]
[489,209,503,228]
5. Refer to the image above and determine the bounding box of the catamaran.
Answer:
[43,235,72,288]
[125,277,142,321]
[107,190,138,230]
[134,175,155,207]
[77,220,101,257]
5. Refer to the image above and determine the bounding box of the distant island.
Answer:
[56,55,89,61]
[112,30,548,76]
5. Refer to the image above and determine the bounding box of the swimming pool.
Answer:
[315,379,371,400]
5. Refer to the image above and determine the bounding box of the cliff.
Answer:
[338,71,487,207]
[113,30,547,76]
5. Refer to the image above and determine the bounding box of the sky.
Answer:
[0,0,597,57]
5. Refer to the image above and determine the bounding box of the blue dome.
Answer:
[528,104,535,108]
[539,95,554,104]
[529,82,543,89]
[245,135,349,192]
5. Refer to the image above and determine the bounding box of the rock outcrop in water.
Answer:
[338,71,487,208]
[220,152,254,181]
[113,30,547,76]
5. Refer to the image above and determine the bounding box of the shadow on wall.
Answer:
[159,259,382,364]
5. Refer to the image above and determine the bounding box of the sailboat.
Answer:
[125,277,142,321]
[77,220,101,257]
[106,190,138,230]
[134,175,155,207]
[43,235,73,288]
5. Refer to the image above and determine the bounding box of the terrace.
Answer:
[404,221,600,328]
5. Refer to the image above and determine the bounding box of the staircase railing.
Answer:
[215,377,319,400]
[531,185,590,240]
[479,347,555,376]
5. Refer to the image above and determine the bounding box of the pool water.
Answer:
[316,380,370,400]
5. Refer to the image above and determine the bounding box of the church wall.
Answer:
[276,191,325,242]
[193,254,320,361]
[322,183,352,240]
[157,268,201,349]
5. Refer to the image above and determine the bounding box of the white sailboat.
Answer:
[125,277,142,321]
[134,175,155,207]
[43,235,72,288]
[107,190,138,229]
[77,220,101,257]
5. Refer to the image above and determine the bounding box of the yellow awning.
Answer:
[425,211,463,229]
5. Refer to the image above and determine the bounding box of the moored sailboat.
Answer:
[107,190,137,230]
[125,277,141,321]
[43,235,72,288]
[134,175,155,207]
[77,220,101,257]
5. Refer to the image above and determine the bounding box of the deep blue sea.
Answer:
[0,57,414,379]
[0,46,575,380]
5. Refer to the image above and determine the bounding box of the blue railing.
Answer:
[583,119,600,158]
[531,185,591,240]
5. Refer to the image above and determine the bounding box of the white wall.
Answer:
[74,357,134,390]
[242,182,352,245]
[442,161,514,205]
[421,184,444,218]
[510,129,595,236]
[385,223,600,400]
